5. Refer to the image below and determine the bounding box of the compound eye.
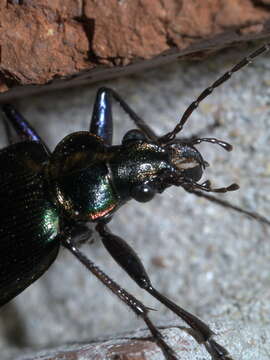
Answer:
[131,184,156,203]
[122,129,147,145]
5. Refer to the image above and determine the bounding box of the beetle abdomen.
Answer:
[0,141,60,306]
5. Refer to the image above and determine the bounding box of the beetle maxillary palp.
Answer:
[192,180,240,193]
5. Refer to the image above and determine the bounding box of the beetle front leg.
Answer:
[90,87,158,143]
[96,223,233,360]
[90,88,114,145]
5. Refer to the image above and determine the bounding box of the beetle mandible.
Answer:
[1,43,270,360]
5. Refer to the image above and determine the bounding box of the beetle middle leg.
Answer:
[61,225,178,360]
[96,223,233,360]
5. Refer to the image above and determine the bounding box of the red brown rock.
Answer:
[0,0,270,100]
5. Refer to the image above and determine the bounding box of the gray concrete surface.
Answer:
[0,43,270,360]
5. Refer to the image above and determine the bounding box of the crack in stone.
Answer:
[251,0,270,10]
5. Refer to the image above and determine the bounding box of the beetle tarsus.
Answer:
[206,338,234,360]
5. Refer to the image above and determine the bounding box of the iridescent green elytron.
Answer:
[0,141,59,304]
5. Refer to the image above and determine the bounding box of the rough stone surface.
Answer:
[1,1,270,99]
[7,323,270,360]
[1,44,270,359]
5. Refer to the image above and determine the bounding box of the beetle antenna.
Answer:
[191,137,233,151]
[159,43,270,144]
[171,137,233,151]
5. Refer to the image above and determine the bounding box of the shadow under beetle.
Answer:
[1,43,270,360]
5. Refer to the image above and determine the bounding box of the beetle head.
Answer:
[111,129,238,205]
[109,130,209,204]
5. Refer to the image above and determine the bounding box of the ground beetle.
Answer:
[1,43,270,360]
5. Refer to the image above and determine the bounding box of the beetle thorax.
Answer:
[47,132,119,222]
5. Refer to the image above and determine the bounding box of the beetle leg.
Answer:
[96,223,233,360]
[61,222,94,246]
[90,87,158,143]
[90,88,113,145]
[61,226,178,360]
[1,104,50,152]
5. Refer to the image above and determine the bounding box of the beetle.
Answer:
[1,43,270,360]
